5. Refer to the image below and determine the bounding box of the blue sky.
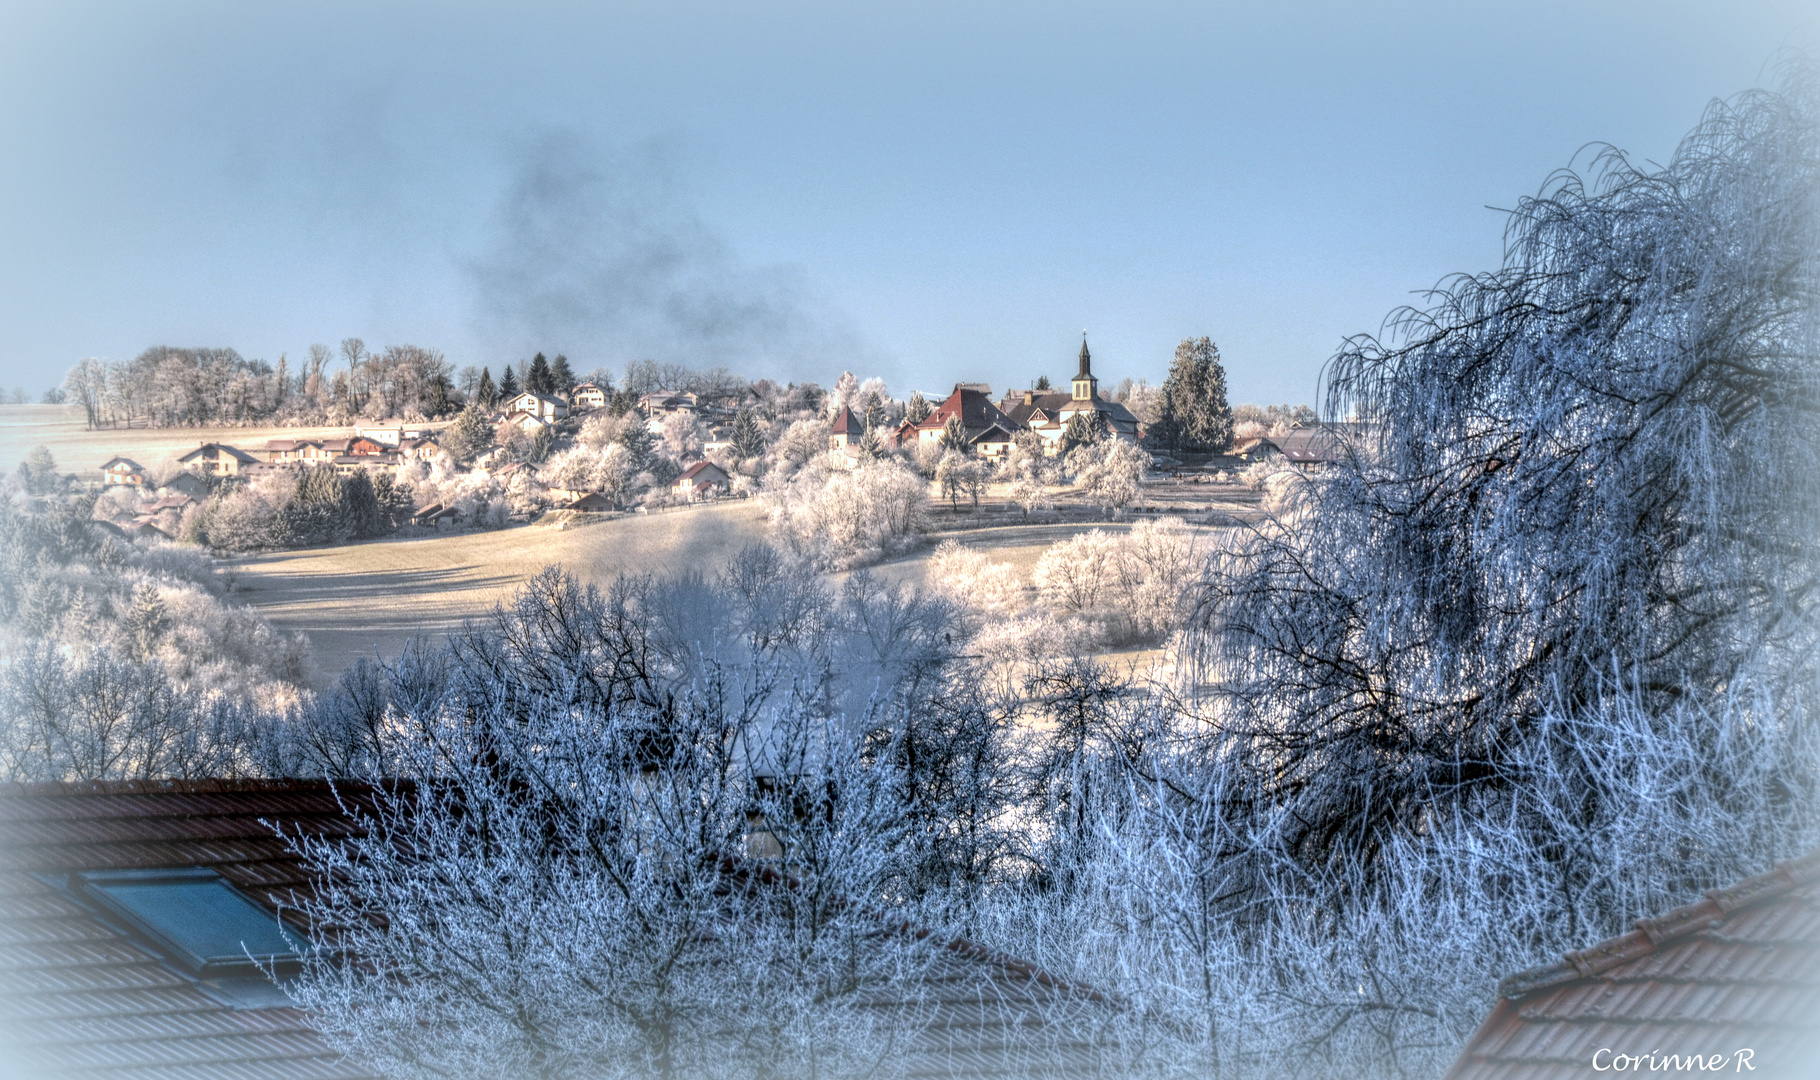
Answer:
[0,1,1810,406]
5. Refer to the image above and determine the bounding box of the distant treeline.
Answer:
[62,340,457,429]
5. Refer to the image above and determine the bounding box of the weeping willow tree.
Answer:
[1184,60,1820,869]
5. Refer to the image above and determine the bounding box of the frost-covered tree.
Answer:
[729,409,766,459]
[1181,64,1820,868]
[1073,439,1149,511]
[440,405,495,464]
[764,458,928,568]
[1151,337,1232,453]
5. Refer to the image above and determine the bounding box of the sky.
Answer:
[0,0,1811,407]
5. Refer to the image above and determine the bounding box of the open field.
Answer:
[228,503,772,684]
[232,506,1220,687]
[0,404,423,477]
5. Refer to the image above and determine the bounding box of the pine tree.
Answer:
[527,353,554,396]
[941,415,969,453]
[617,422,655,472]
[1061,409,1108,454]
[730,410,766,459]
[905,392,931,425]
[499,365,521,399]
[426,373,453,417]
[373,473,415,530]
[1035,375,1052,391]
[127,582,167,661]
[857,425,886,460]
[1155,336,1234,453]
[549,354,576,396]
[863,391,884,430]
[442,406,496,465]
[17,446,57,495]
[476,367,498,409]
[342,471,383,538]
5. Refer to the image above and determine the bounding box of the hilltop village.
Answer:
[61,340,1331,550]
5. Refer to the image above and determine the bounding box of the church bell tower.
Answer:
[1072,334,1098,401]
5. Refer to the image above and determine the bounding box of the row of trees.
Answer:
[186,465,415,551]
[59,340,615,429]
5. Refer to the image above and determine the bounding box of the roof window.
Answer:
[75,867,304,977]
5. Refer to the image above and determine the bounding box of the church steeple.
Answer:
[1072,333,1098,401]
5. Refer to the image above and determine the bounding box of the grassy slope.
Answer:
[227,505,772,685]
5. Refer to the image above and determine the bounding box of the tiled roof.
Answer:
[0,781,1107,1079]
[178,444,260,465]
[1444,850,1820,1080]
[0,780,382,1080]
[830,406,861,434]
[999,392,1075,427]
[916,389,1014,434]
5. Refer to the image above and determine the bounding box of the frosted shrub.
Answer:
[1072,438,1151,511]
[1237,456,1291,490]
[925,540,1026,618]
[1031,530,1119,614]
[764,458,928,569]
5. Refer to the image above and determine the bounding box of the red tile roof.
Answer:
[830,406,861,434]
[1444,850,1820,1080]
[0,780,382,1080]
[677,461,729,485]
[915,389,1014,434]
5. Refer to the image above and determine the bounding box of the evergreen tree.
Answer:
[1035,375,1052,391]
[1154,336,1234,453]
[1061,409,1109,454]
[549,354,576,396]
[857,425,886,460]
[862,391,884,430]
[425,373,453,417]
[126,582,167,661]
[476,367,498,409]
[342,470,383,538]
[527,353,554,396]
[372,473,415,530]
[17,446,57,495]
[283,465,346,544]
[499,365,521,399]
[608,389,638,416]
[941,415,969,453]
[905,392,931,425]
[730,410,766,459]
[441,406,496,465]
[617,421,655,472]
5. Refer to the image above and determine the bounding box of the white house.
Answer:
[506,392,569,423]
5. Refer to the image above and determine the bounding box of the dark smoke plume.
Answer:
[470,133,865,378]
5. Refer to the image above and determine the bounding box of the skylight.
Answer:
[77,867,304,977]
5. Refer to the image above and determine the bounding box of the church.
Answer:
[997,337,1140,454]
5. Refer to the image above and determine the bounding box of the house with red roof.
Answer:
[100,456,148,487]
[909,386,1020,460]
[672,460,732,501]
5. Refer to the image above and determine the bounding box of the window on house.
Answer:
[76,868,304,977]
